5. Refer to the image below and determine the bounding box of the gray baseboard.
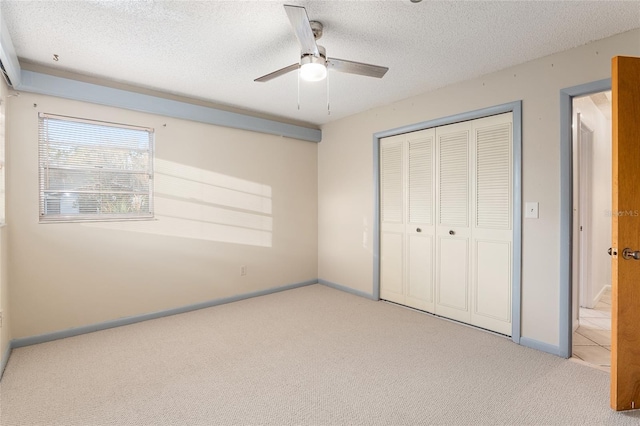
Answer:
[0,340,12,381]
[11,279,318,349]
[520,336,562,357]
[318,279,377,300]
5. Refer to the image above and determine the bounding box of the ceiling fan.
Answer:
[255,4,389,83]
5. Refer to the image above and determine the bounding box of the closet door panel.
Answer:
[436,237,470,322]
[380,231,405,303]
[380,135,405,304]
[405,129,436,311]
[407,234,434,310]
[470,113,513,335]
[435,121,471,322]
[472,240,512,335]
[408,132,434,225]
[380,137,404,225]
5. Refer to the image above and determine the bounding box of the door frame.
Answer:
[559,78,611,358]
[372,101,523,343]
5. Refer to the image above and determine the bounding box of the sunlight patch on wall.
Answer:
[82,159,273,247]
[155,159,272,214]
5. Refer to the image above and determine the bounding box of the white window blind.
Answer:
[38,113,154,222]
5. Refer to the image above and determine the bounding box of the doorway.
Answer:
[570,91,613,369]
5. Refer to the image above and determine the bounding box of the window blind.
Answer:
[38,113,154,222]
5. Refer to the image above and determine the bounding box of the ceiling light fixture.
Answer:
[299,47,327,82]
[300,62,327,82]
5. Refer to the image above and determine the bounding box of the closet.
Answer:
[380,112,513,336]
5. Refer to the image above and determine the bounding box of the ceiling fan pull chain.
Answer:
[297,69,301,110]
[327,70,331,115]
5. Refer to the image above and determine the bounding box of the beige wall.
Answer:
[0,77,9,360]
[7,92,318,339]
[318,29,640,347]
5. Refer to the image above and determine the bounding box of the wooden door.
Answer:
[611,55,640,412]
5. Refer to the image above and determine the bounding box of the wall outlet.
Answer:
[240,265,247,276]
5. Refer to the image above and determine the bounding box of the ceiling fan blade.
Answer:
[327,58,389,79]
[284,5,319,56]
[254,63,300,82]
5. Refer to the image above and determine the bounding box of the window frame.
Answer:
[38,112,155,223]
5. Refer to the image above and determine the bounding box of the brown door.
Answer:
[611,55,640,411]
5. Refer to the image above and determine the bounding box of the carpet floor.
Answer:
[1,284,639,425]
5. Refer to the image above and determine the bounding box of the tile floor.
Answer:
[572,288,611,371]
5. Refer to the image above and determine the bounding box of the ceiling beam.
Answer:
[17,70,322,143]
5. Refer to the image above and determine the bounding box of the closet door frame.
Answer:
[373,101,523,344]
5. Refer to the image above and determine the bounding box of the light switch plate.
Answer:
[525,202,539,219]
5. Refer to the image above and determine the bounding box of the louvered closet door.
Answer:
[380,113,513,336]
[405,129,436,312]
[380,129,436,310]
[435,121,473,324]
[470,113,513,335]
[380,134,406,305]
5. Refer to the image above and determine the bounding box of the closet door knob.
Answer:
[449,230,455,235]
[416,228,422,233]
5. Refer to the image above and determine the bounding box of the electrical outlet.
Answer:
[240,265,247,276]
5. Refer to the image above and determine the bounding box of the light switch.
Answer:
[525,202,539,219]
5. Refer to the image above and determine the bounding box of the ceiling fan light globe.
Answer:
[300,62,327,82]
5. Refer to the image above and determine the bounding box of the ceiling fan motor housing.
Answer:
[309,20,323,40]
[301,45,326,66]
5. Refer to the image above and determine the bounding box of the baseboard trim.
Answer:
[11,279,318,349]
[592,285,611,307]
[318,279,377,300]
[0,340,12,381]
[520,336,562,357]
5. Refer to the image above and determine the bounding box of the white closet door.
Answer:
[380,135,405,305]
[405,129,436,312]
[435,121,472,324]
[470,113,513,335]
[380,113,513,336]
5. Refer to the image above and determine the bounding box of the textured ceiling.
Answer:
[1,0,639,127]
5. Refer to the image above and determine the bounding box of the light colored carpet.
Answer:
[1,284,639,425]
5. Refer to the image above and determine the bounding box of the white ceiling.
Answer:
[1,1,639,127]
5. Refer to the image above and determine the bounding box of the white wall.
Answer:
[7,91,318,339]
[318,29,640,348]
[574,95,612,306]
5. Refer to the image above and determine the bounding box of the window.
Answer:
[38,113,154,222]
